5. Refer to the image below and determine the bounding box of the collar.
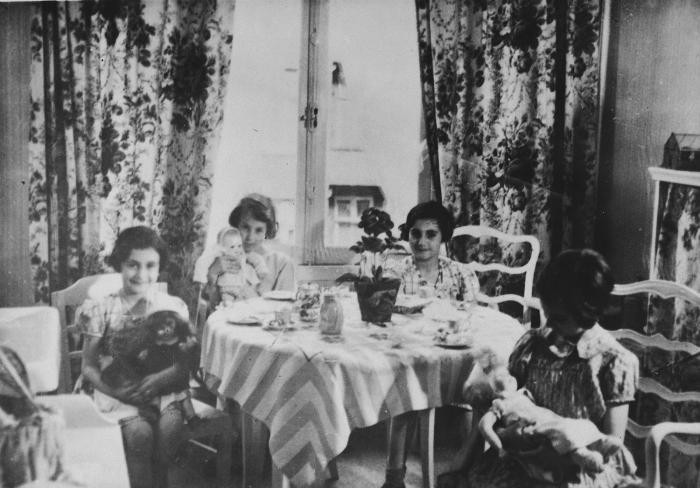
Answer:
[407,255,450,270]
[540,324,611,359]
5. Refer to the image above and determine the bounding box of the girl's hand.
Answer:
[220,254,242,274]
[110,383,141,404]
[246,252,269,278]
[131,374,162,404]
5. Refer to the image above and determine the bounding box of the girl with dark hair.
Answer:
[438,249,640,488]
[204,194,295,308]
[382,201,481,488]
[391,201,479,301]
[76,226,193,488]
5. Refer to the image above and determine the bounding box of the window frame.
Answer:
[295,0,355,265]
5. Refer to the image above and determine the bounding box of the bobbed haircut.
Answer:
[228,194,277,239]
[399,201,455,242]
[107,226,168,272]
[537,248,614,329]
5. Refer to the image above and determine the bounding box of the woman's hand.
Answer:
[110,383,143,405]
[246,252,269,278]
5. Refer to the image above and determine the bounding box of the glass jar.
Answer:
[319,293,344,335]
[296,282,321,322]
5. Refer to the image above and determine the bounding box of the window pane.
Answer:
[337,200,352,217]
[208,0,302,251]
[324,0,421,248]
[356,199,370,215]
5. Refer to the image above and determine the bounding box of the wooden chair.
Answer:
[610,279,700,488]
[451,225,540,322]
[50,273,234,487]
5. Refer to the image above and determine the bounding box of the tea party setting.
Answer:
[200,280,525,488]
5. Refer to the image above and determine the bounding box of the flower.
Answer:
[337,207,404,284]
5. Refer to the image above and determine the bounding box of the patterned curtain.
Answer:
[415,0,601,298]
[646,183,700,488]
[28,1,235,311]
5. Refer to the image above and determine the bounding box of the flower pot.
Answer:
[355,278,401,323]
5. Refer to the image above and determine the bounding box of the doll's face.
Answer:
[219,232,244,260]
[155,317,178,343]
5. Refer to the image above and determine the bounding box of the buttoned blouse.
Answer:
[388,255,481,302]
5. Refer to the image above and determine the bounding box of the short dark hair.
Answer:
[107,226,168,271]
[399,201,455,242]
[537,248,614,329]
[228,194,278,239]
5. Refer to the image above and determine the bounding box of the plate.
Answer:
[434,342,469,349]
[263,290,296,301]
[393,297,432,314]
[227,316,262,326]
[263,323,297,331]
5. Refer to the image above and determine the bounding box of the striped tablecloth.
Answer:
[200,296,525,487]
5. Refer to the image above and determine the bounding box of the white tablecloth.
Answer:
[0,307,60,392]
[201,297,525,487]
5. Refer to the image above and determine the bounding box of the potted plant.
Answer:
[337,207,405,323]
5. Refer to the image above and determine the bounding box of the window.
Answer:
[209,0,421,264]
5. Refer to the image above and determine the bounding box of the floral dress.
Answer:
[462,325,640,488]
[389,255,480,302]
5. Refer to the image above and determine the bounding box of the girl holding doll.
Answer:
[77,226,194,488]
[438,249,640,488]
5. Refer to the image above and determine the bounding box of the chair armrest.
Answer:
[645,422,700,488]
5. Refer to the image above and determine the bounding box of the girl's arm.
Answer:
[82,336,138,403]
[602,403,630,440]
[132,361,189,401]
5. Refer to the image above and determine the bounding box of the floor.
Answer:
[170,407,464,488]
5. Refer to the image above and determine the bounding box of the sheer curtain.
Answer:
[28,1,236,309]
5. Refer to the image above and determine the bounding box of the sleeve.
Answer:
[202,256,223,305]
[172,296,190,321]
[193,248,218,284]
[599,349,639,405]
[508,330,538,387]
[75,298,107,339]
[267,252,296,292]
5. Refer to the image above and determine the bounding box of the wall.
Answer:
[0,3,32,306]
[597,0,700,282]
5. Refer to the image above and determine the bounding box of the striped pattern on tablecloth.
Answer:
[201,301,524,487]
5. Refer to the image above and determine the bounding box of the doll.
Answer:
[102,310,199,424]
[215,227,267,304]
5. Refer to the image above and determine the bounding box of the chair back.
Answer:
[610,279,700,488]
[50,273,167,393]
[451,225,540,323]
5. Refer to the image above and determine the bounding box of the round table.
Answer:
[200,295,525,487]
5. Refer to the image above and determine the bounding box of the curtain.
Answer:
[646,183,700,488]
[415,0,601,297]
[28,0,235,311]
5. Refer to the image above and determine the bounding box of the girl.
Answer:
[206,194,295,303]
[392,200,480,302]
[438,249,640,488]
[77,226,193,488]
[382,201,481,488]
